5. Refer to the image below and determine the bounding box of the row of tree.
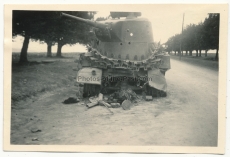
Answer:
[165,13,220,60]
[13,11,96,63]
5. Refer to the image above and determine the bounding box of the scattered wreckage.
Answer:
[62,11,171,111]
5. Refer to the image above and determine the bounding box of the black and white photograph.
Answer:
[3,4,228,154]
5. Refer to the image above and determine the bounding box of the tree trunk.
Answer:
[215,48,219,61]
[189,50,192,56]
[47,42,52,57]
[19,34,30,63]
[186,51,188,56]
[205,49,208,57]
[199,49,201,57]
[174,51,176,55]
[196,50,198,57]
[56,40,63,57]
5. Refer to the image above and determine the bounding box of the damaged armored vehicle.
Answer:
[61,12,171,98]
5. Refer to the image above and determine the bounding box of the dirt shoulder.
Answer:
[11,53,80,106]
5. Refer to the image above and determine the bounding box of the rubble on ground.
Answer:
[75,81,162,113]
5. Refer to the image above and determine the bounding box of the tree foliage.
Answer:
[165,13,220,60]
[13,11,95,62]
[96,17,108,21]
[13,11,52,62]
[49,11,95,57]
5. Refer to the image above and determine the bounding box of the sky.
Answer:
[95,8,208,43]
[13,6,209,53]
[12,37,88,53]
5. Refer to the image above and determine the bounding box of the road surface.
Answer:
[11,58,218,146]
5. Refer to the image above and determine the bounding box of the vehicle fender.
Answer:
[148,68,167,92]
[76,67,102,85]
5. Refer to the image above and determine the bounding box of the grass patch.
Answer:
[11,53,81,105]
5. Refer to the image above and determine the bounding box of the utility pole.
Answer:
[180,13,185,60]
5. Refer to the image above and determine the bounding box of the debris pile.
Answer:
[108,81,139,103]
[69,81,159,113]
[83,81,144,113]
[85,88,140,114]
[87,93,114,114]
[109,88,138,103]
